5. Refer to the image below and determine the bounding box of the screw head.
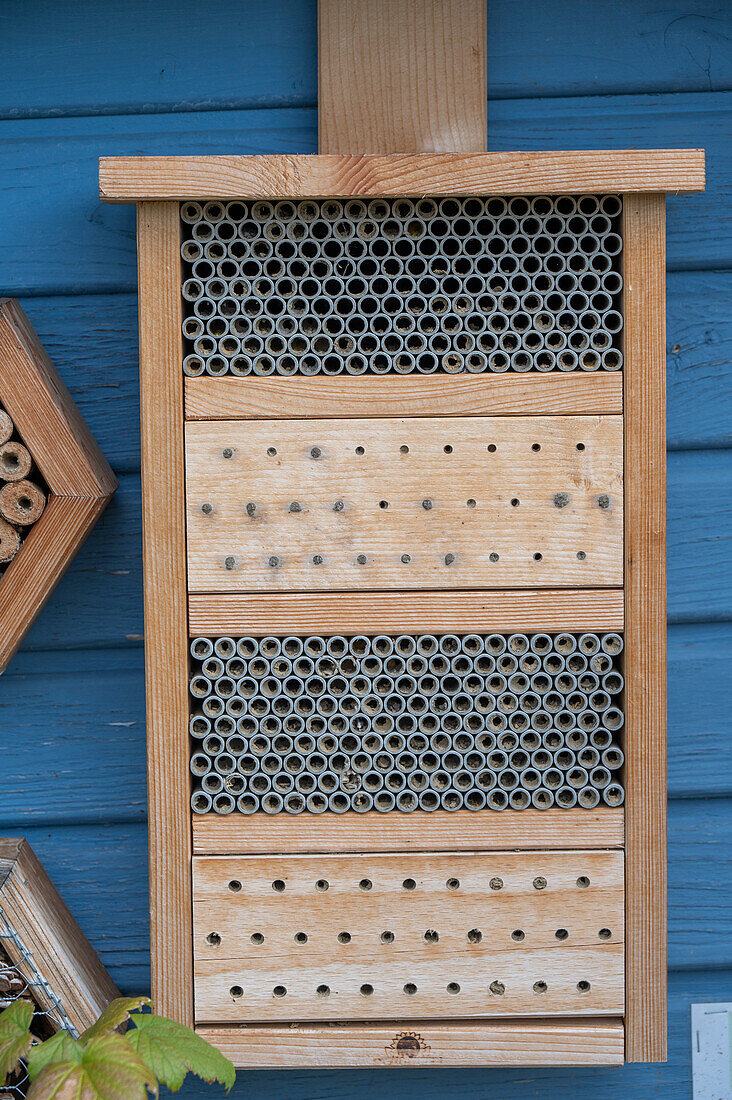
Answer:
[201,502,213,515]
[401,553,411,564]
[268,555,280,568]
[289,501,302,513]
[489,552,499,563]
[553,492,570,508]
[333,500,344,512]
[224,556,236,571]
[444,553,455,566]
[577,550,587,561]
[246,502,256,516]
[356,554,367,565]
[597,493,610,510]
[222,447,234,459]
[310,446,322,459]
[312,554,323,565]
[422,499,433,510]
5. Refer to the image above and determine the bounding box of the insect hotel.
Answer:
[99,146,704,1067]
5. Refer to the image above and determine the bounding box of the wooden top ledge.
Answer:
[99,150,705,202]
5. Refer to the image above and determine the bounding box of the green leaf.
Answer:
[127,1014,235,1093]
[26,1033,157,1100]
[27,1030,81,1079]
[0,999,34,1080]
[80,997,152,1042]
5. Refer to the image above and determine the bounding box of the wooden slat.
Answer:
[0,837,119,1032]
[192,807,624,855]
[189,588,624,636]
[318,0,486,154]
[0,496,106,672]
[98,150,706,203]
[185,374,624,421]
[198,1017,625,1067]
[623,194,667,1063]
[185,415,623,593]
[192,850,624,1023]
[136,202,193,1027]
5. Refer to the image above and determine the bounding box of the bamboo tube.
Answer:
[0,479,46,526]
[0,518,21,563]
[0,441,32,481]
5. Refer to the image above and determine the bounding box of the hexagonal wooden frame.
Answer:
[0,299,117,672]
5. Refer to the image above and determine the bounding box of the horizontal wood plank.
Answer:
[185,374,623,421]
[192,807,624,855]
[192,850,623,1023]
[99,150,705,202]
[188,588,624,636]
[198,1016,625,1067]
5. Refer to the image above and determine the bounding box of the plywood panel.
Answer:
[193,850,624,1023]
[185,374,623,421]
[185,415,623,592]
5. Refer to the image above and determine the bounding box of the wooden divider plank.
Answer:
[137,201,193,1027]
[622,193,667,1063]
[192,807,624,856]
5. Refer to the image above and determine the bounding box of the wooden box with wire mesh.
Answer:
[100,149,704,1067]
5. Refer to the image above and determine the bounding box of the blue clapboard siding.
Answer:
[3,0,731,119]
[0,3,730,1097]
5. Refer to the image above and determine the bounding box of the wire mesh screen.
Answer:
[188,631,625,816]
[180,195,623,378]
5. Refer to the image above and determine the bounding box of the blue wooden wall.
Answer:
[1,2,730,1094]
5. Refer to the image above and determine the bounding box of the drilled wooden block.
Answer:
[193,850,624,1023]
[185,415,622,592]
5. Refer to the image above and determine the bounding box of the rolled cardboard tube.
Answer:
[0,479,46,526]
[0,441,31,482]
[0,517,21,563]
[0,409,13,446]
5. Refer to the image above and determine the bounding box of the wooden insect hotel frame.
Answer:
[100,145,704,1068]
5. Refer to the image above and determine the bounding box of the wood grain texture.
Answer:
[98,150,705,203]
[185,415,623,593]
[192,807,624,855]
[0,837,119,1031]
[185,373,624,421]
[318,0,486,154]
[136,202,193,1027]
[189,588,624,637]
[623,194,667,1063]
[197,1016,625,1067]
[193,850,623,1023]
[0,496,107,671]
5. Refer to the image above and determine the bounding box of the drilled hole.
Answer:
[294,932,308,944]
[381,930,395,944]
[338,931,352,944]
[447,982,460,994]
[379,500,389,509]
[576,875,591,889]
[228,879,242,892]
[489,981,505,995]
[404,982,417,995]
[315,879,329,891]
[316,984,330,997]
[467,928,482,944]
[359,878,373,891]
[467,498,476,508]
[599,927,612,940]
[273,985,287,998]
[206,932,221,946]
[531,443,541,452]
[402,877,416,891]
[230,985,243,998]
[576,442,586,451]
[511,498,520,507]
[487,444,497,453]
[355,446,365,455]
[577,980,591,993]
[444,444,453,454]
[400,445,410,454]
[272,879,286,892]
[534,552,543,561]
[446,877,460,891]
[250,932,264,945]
[360,983,374,996]
[555,928,569,941]
[533,980,548,994]
[511,929,525,942]
[266,447,277,457]
[424,930,439,944]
